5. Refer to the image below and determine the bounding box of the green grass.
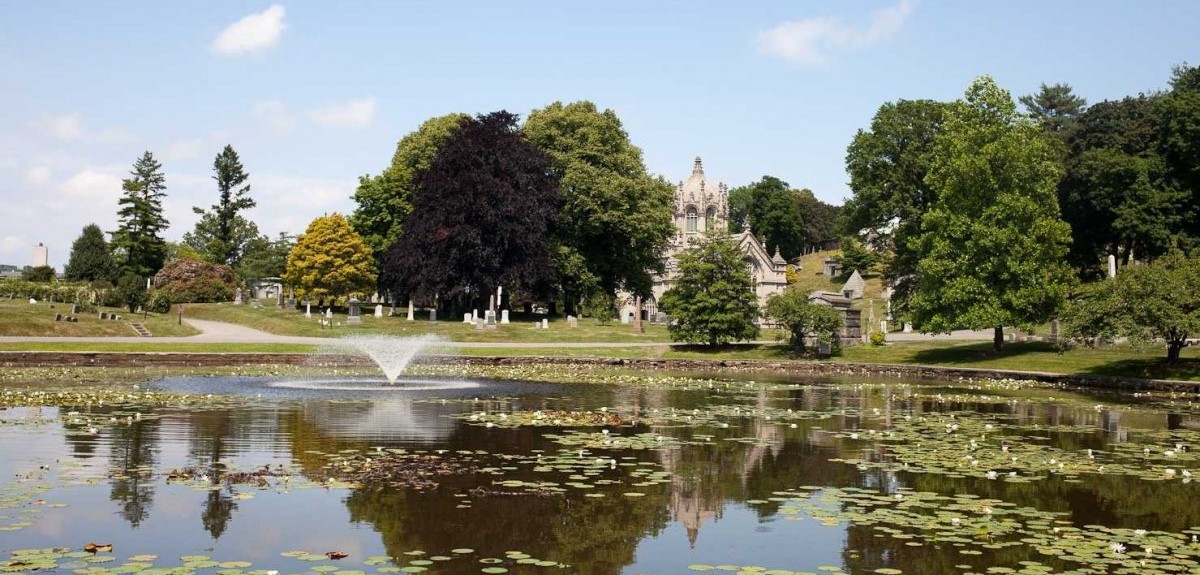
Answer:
[791,250,888,314]
[182,302,678,342]
[0,341,318,353]
[0,298,199,337]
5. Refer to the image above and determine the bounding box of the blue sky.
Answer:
[0,1,1196,268]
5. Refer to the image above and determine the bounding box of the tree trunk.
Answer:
[1167,341,1182,365]
[993,326,1004,352]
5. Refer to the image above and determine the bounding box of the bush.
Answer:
[869,330,887,346]
[764,289,844,351]
[116,274,147,313]
[152,259,240,303]
[583,292,616,325]
[146,290,172,313]
[22,265,56,282]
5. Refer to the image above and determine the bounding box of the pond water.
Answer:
[1,365,1199,575]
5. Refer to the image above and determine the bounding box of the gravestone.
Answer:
[541,318,549,330]
[429,309,437,322]
[463,312,472,324]
[472,309,479,322]
[485,309,496,326]
[1049,319,1061,342]
[326,308,334,320]
[407,300,414,321]
[880,320,888,333]
[234,288,243,305]
[620,311,630,324]
[655,312,668,324]
[818,342,832,357]
[99,312,108,320]
[1108,254,1117,278]
[374,304,384,318]
[70,304,79,314]
[66,316,77,322]
[567,315,578,328]
[500,310,509,324]
[347,298,362,324]
[251,300,262,309]
[822,259,842,277]
[475,317,485,331]
[54,313,62,321]
[903,322,913,333]
[842,270,866,300]
[532,321,540,329]
[305,302,312,318]
[28,298,37,305]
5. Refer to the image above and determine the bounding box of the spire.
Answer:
[692,156,703,175]
[772,247,787,265]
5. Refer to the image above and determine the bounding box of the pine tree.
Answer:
[193,145,256,265]
[1020,82,1088,133]
[64,223,117,282]
[111,152,169,279]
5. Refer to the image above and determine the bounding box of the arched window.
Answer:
[705,207,716,231]
[686,207,698,234]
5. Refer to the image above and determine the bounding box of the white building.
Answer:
[31,243,48,268]
[622,157,790,321]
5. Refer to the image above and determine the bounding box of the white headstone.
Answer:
[305,303,311,318]
[880,320,888,333]
[407,300,414,321]
[325,308,333,319]
[475,317,485,330]
[463,312,472,324]
[485,309,496,325]
[621,312,630,324]
[1107,254,1117,278]
[429,309,437,322]
[374,304,383,318]
[472,309,478,321]
[501,309,509,324]
[903,322,913,333]
[541,318,549,330]
[489,295,495,312]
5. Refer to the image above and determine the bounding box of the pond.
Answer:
[1,364,1199,575]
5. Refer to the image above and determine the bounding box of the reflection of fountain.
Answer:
[337,334,447,385]
[300,400,463,443]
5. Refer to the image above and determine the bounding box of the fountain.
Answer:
[337,334,446,385]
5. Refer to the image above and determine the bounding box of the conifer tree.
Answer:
[191,145,256,265]
[111,152,169,278]
[64,223,117,282]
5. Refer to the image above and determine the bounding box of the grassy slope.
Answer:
[0,299,198,337]
[793,250,888,314]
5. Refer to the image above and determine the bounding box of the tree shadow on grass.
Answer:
[909,341,1058,365]
[669,343,801,360]
[1081,357,1200,381]
[910,341,1200,381]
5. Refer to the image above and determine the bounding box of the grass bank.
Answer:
[0,299,199,337]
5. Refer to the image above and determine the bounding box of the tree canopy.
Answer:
[1020,82,1087,134]
[764,289,843,351]
[1159,64,1200,243]
[728,176,805,260]
[189,145,256,266]
[236,232,294,281]
[659,233,759,346]
[111,151,169,279]
[383,111,560,311]
[523,101,675,301]
[909,76,1075,350]
[64,223,117,283]
[283,213,376,302]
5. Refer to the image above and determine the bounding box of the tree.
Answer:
[182,213,260,266]
[115,273,147,313]
[910,76,1075,351]
[151,259,240,303]
[64,223,116,282]
[111,152,169,279]
[1020,82,1087,134]
[350,113,468,270]
[1159,64,1200,242]
[1063,253,1200,364]
[21,265,55,282]
[764,289,843,351]
[795,189,840,250]
[842,99,951,313]
[727,176,806,260]
[383,111,560,313]
[523,101,675,304]
[1058,95,1185,273]
[190,145,256,266]
[283,214,375,303]
[658,233,759,346]
[838,236,877,278]
[236,232,293,280]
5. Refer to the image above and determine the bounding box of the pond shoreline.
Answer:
[2,351,1196,392]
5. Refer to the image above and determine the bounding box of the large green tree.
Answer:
[350,113,468,270]
[383,111,560,313]
[236,232,294,280]
[64,223,117,283]
[842,99,950,313]
[728,176,805,260]
[111,151,169,279]
[659,232,759,346]
[795,189,841,251]
[1159,64,1200,242]
[1020,82,1087,134]
[283,214,375,303]
[190,145,256,266]
[910,76,1075,351]
[523,101,674,305]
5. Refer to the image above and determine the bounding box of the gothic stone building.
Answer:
[623,157,789,320]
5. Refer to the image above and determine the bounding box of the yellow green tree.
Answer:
[283,213,376,303]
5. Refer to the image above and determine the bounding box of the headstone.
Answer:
[374,304,383,318]
[567,315,578,328]
[655,312,668,323]
[407,300,415,321]
[533,321,540,329]
[485,309,496,326]
[347,299,362,324]
[903,322,912,333]
[1107,254,1117,278]
[99,312,108,320]
[251,300,262,309]
[70,304,79,314]
[114,315,121,321]
[463,312,472,324]
[621,311,630,324]
[489,295,495,313]
[234,288,244,305]
[475,318,485,331]
[305,303,312,318]
[541,318,549,330]
[818,342,832,357]
[472,309,479,321]
[28,298,36,305]
[429,309,437,322]
[500,309,509,324]
[1050,319,1061,342]
[880,320,888,333]
[54,313,62,321]
[325,308,333,320]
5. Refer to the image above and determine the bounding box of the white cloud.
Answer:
[60,169,123,203]
[165,138,206,161]
[24,166,51,186]
[211,4,287,56]
[756,0,914,66]
[309,97,377,128]
[253,100,295,134]
[47,113,83,140]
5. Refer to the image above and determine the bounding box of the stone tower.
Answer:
[673,157,728,243]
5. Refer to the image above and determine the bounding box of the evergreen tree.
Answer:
[64,223,117,282]
[192,145,256,266]
[1020,82,1088,133]
[1159,64,1200,243]
[910,76,1075,351]
[237,232,294,280]
[659,232,760,346]
[111,151,169,279]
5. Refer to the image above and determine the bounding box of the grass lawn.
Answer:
[181,302,680,342]
[0,298,199,337]
[792,250,889,315]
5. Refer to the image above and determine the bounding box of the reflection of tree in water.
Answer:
[185,408,256,540]
[108,415,160,528]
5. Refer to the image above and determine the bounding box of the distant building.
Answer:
[31,243,48,267]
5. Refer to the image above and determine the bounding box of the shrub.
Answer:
[765,289,844,351]
[146,290,172,313]
[116,274,147,313]
[21,266,56,282]
[152,259,240,303]
[869,330,887,346]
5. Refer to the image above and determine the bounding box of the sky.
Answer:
[0,1,1197,269]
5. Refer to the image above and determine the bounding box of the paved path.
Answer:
[0,318,996,347]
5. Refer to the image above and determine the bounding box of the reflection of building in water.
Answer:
[300,400,463,443]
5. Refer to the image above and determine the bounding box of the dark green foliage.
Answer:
[582,291,616,325]
[764,289,843,351]
[838,237,877,278]
[1159,64,1200,242]
[21,265,56,282]
[111,152,169,279]
[115,273,147,313]
[1020,82,1087,134]
[236,232,293,280]
[383,111,560,312]
[146,290,172,313]
[1064,254,1200,363]
[727,176,805,259]
[523,101,675,300]
[658,233,759,346]
[795,189,841,250]
[842,99,950,314]
[64,224,117,282]
[190,145,256,266]
[911,76,1075,351]
[151,258,240,303]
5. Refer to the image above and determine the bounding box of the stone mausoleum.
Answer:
[622,157,789,321]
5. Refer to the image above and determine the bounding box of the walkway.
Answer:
[0,318,995,347]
